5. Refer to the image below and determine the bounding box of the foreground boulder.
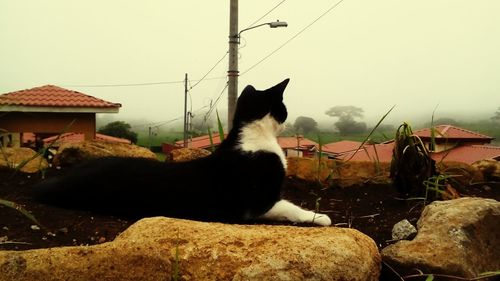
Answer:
[0,217,380,281]
[382,197,500,278]
[0,147,48,173]
[52,140,157,167]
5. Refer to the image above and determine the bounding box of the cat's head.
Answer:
[232,78,290,129]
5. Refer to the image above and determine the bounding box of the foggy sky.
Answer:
[1,1,499,131]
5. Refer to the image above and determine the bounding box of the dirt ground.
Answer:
[1,165,499,278]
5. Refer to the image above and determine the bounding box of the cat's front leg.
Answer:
[260,199,332,226]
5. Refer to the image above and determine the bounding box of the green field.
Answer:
[136,131,185,147]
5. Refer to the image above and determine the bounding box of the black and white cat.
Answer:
[33,79,331,226]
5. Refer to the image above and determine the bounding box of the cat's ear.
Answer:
[268,78,290,100]
[240,85,256,97]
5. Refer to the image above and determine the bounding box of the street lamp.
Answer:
[236,21,288,43]
[227,19,288,130]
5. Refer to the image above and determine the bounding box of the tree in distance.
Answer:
[325,105,367,135]
[492,107,500,124]
[98,121,138,144]
[293,116,318,134]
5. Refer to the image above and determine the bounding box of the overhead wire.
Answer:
[188,52,229,90]
[245,0,288,29]
[62,80,185,88]
[241,0,346,76]
[202,81,229,127]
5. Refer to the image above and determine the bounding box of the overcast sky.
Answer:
[1,1,499,130]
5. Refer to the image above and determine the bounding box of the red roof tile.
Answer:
[342,143,395,163]
[413,125,493,140]
[174,134,318,151]
[321,140,363,155]
[431,145,500,164]
[337,142,500,164]
[174,133,227,149]
[0,85,121,108]
[277,136,318,150]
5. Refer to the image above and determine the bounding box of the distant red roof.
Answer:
[341,143,395,163]
[413,125,493,141]
[174,133,227,149]
[322,140,363,155]
[277,136,318,150]
[173,134,318,151]
[0,85,121,109]
[328,141,500,164]
[431,145,500,164]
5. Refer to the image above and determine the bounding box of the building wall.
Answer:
[0,112,96,142]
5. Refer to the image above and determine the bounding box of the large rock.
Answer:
[472,159,500,181]
[0,147,48,173]
[382,197,500,278]
[287,157,391,187]
[437,161,484,188]
[0,217,381,281]
[52,140,157,167]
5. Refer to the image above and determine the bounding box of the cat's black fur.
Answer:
[33,79,291,223]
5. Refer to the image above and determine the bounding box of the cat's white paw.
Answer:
[311,213,332,226]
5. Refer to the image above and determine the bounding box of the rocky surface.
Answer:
[382,197,500,278]
[0,147,48,173]
[391,219,417,241]
[52,140,157,167]
[0,217,381,281]
[167,147,211,162]
[472,159,500,181]
[287,157,391,187]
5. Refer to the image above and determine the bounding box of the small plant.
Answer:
[421,174,460,204]
[171,230,181,281]
[206,110,225,152]
[216,110,225,142]
[0,198,41,226]
[390,122,437,198]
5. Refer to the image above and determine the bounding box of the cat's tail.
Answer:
[32,176,75,208]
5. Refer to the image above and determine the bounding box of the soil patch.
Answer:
[1,167,499,253]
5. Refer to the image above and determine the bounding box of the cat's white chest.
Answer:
[237,115,287,169]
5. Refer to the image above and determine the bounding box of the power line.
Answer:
[189,52,228,90]
[246,0,287,29]
[131,104,211,129]
[62,75,226,88]
[203,81,229,125]
[241,0,346,76]
[63,80,184,88]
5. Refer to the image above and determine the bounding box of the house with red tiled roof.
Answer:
[171,134,318,157]
[431,145,500,164]
[173,133,228,151]
[323,125,500,165]
[278,136,318,157]
[0,85,120,147]
[321,140,363,158]
[413,125,493,152]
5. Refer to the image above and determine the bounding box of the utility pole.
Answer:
[227,0,238,130]
[148,126,152,149]
[183,73,188,148]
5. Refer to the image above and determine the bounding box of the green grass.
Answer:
[303,129,395,144]
[155,153,167,161]
[136,131,184,147]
